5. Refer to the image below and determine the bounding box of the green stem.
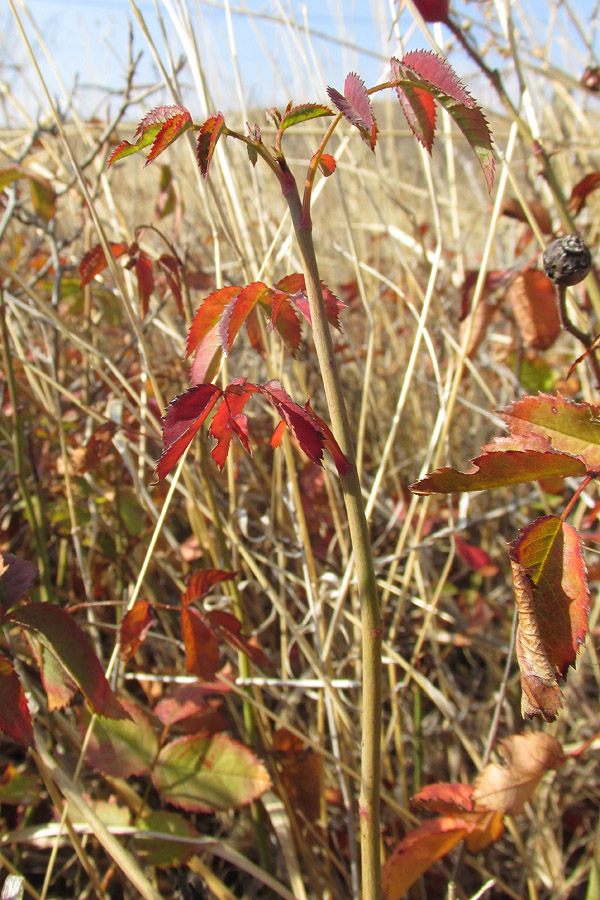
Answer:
[283,179,382,900]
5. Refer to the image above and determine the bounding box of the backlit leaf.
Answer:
[391,52,494,191]
[7,603,129,720]
[268,292,302,356]
[0,655,33,747]
[509,516,590,720]
[153,732,271,812]
[187,286,241,384]
[197,113,226,179]
[327,72,377,149]
[79,242,128,286]
[318,153,336,176]
[108,106,192,167]
[83,700,159,777]
[280,103,333,131]
[275,273,346,331]
[119,600,153,664]
[473,733,564,814]
[390,56,436,152]
[219,282,274,354]
[156,384,222,481]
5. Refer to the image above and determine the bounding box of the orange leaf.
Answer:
[507,269,560,350]
[509,515,590,720]
[382,817,471,900]
[120,600,153,664]
[79,242,128,286]
[272,727,322,825]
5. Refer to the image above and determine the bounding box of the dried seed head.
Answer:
[542,235,592,287]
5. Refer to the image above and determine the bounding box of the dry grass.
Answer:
[2,1,600,899]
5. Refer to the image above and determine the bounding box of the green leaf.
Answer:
[82,701,159,777]
[7,603,129,720]
[411,445,586,494]
[500,393,600,470]
[153,732,271,812]
[280,103,333,131]
[135,811,200,867]
[108,106,192,167]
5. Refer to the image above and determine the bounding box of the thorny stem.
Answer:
[555,285,600,391]
[281,176,382,900]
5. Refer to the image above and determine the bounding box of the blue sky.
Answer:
[3,0,600,125]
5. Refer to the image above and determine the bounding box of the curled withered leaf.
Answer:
[511,559,563,721]
[507,269,560,350]
[473,732,564,815]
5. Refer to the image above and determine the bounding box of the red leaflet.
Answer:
[119,600,154,664]
[79,242,128,286]
[206,610,270,667]
[156,384,222,481]
[219,282,274,353]
[187,285,241,385]
[208,390,252,470]
[454,536,499,576]
[182,569,237,606]
[318,154,337,177]
[391,52,495,192]
[390,57,436,152]
[327,72,378,150]
[275,273,346,331]
[156,254,183,314]
[411,0,449,22]
[304,399,353,475]
[268,292,302,356]
[134,252,155,319]
[259,380,325,467]
[0,654,34,747]
[197,113,226,179]
[181,607,221,679]
[109,106,192,167]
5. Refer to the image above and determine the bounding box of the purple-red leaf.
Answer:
[0,553,38,617]
[327,73,377,150]
[0,654,34,747]
[109,106,192,167]
[208,391,252,469]
[135,253,155,319]
[197,113,226,179]
[182,569,238,606]
[259,380,325,466]
[207,609,270,668]
[157,384,222,481]
[7,603,129,720]
[79,242,128,286]
[275,273,346,331]
[391,52,494,192]
[390,56,437,152]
